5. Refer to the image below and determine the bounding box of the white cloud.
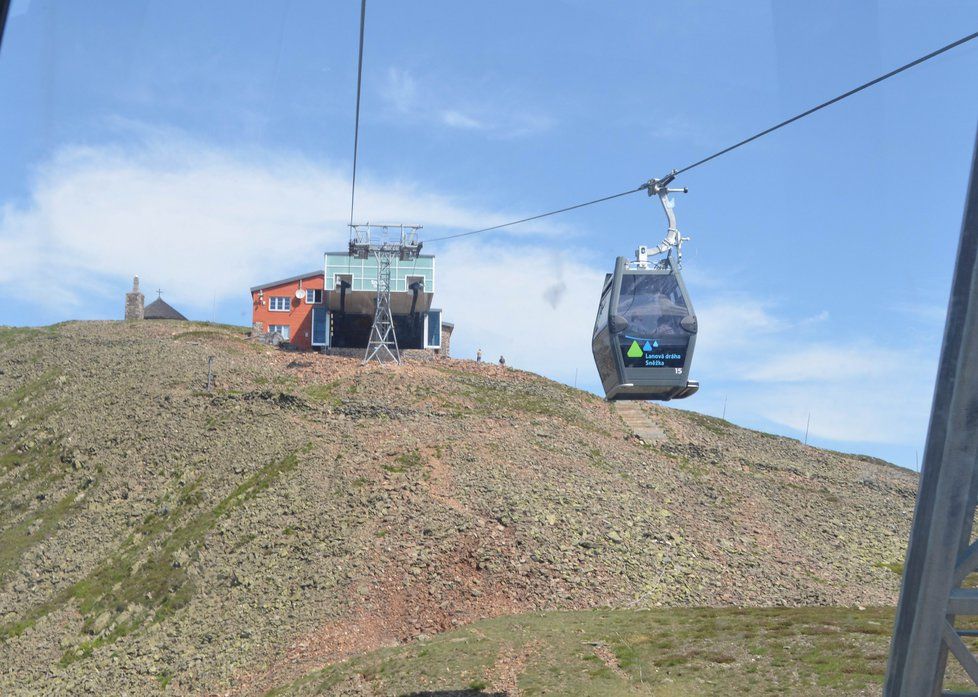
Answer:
[437,240,602,384]
[896,301,948,325]
[742,380,933,444]
[0,131,595,383]
[0,132,936,450]
[439,110,486,131]
[437,255,932,447]
[742,344,903,383]
[0,133,562,311]
[382,67,417,110]
[379,67,553,138]
[647,115,713,147]
[695,297,786,342]
[690,293,935,445]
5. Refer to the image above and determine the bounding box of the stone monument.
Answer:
[125,276,144,320]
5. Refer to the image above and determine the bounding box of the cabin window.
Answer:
[593,279,613,334]
[617,274,687,336]
[616,274,689,369]
[268,324,290,340]
[269,296,291,312]
[305,289,323,304]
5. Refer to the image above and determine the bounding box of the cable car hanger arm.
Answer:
[635,170,689,268]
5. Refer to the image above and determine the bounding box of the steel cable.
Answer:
[425,30,978,244]
[348,0,367,229]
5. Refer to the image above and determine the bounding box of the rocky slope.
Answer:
[0,321,917,695]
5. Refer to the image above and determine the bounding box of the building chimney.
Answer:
[125,275,144,320]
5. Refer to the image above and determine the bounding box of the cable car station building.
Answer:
[250,250,450,355]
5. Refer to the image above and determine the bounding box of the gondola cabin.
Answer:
[592,256,699,400]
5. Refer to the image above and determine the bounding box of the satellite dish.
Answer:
[295,289,305,300]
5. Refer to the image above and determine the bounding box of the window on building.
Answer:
[268,324,290,340]
[312,307,328,346]
[426,310,442,348]
[269,296,291,311]
[305,288,323,304]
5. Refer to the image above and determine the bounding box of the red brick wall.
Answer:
[251,274,325,350]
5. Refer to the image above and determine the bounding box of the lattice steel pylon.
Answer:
[885,127,978,697]
[349,223,423,365]
[365,251,398,363]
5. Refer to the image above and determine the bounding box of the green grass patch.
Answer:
[679,409,730,435]
[305,380,343,406]
[273,375,298,388]
[188,321,250,334]
[676,455,706,478]
[172,330,234,341]
[875,561,904,577]
[586,447,612,472]
[0,489,79,584]
[0,443,64,506]
[383,450,425,473]
[0,368,62,415]
[275,606,898,696]
[0,326,52,351]
[173,322,250,340]
[396,451,423,468]
[1,453,300,659]
[430,366,603,433]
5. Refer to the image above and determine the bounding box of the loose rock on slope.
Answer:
[0,322,917,695]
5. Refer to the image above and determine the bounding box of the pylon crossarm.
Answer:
[949,589,978,614]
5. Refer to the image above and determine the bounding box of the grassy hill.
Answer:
[0,321,918,695]
[276,606,898,696]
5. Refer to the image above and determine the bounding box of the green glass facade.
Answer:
[323,252,435,293]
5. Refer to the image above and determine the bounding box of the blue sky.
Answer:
[2,1,977,469]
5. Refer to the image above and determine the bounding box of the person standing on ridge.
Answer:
[476,349,483,363]
[499,355,506,366]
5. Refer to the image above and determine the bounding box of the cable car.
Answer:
[592,174,699,401]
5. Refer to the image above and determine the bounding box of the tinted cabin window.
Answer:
[593,281,613,336]
[592,329,618,387]
[616,274,690,369]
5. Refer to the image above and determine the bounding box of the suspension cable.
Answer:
[674,29,978,176]
[426,187,645,243]
[425,30,978,244]
[348,0,367,230]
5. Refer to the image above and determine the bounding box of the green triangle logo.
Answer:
[627,340,643,358]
